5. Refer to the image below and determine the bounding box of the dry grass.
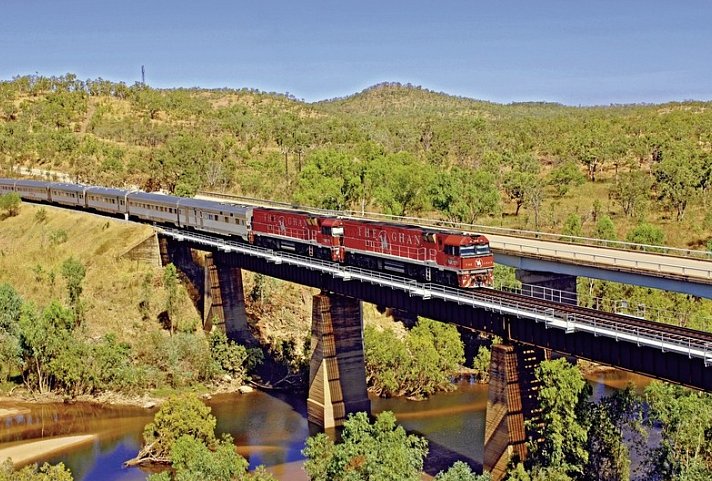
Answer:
[0,204,198,342]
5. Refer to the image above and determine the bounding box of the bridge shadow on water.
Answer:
[419,433,484,477]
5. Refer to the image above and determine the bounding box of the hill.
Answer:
[0,73,711,252]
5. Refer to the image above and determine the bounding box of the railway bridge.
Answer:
[156,227,712,481]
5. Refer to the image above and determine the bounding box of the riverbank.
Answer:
[0,378,256,411]
[0,435,97,467]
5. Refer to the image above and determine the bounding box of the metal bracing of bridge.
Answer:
[158,227,712,392]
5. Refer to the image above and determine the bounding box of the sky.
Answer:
[1,1,711,105]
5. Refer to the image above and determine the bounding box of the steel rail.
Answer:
[158,227,712,366]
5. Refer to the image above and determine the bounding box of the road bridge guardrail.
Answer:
[158,227,712,366]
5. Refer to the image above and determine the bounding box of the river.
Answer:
[0,370,650,481]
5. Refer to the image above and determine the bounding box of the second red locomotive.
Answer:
[250,207,494,288]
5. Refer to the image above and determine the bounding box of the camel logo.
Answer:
[476,258,482,267]
[378,231,389,251]
[278,217,286,235]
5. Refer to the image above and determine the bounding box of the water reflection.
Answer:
[0,371,649,481]
[372,380,488,475]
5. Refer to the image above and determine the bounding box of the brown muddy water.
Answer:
[0,371,649,481]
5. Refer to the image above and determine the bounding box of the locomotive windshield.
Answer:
[459,244,490,257]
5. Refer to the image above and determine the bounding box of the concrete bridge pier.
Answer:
[204,252,252,344]
[484,343,548,481]
[515,269,578,305]
[307,292,371,429]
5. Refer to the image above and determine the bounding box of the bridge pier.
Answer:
[307,292,371,429]
[205,252,252,344]
[515,269,578,305]
[484,343,547,481]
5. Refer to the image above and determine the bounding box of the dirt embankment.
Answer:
[0,435,97,467]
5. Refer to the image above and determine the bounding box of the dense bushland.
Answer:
[364,317,464,398]
[0,278,260,397]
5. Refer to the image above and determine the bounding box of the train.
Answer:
[0,178,495,288]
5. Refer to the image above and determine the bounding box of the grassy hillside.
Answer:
[0,204,197,341]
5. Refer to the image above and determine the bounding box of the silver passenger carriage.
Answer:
[127,191,181,225]
[48,183,87,207]
[177,198,253,240]
[13,180,50,202]
[0,178,16,195]
[86,186,130,215]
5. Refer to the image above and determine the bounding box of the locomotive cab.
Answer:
[439,234,494,288]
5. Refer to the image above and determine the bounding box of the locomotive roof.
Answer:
[341,215,486,239]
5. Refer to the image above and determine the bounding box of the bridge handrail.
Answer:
[158,228,712,361]
[197,191,712,262]
[493,240,712,280]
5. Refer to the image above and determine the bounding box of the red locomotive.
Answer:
[250,207,494,288]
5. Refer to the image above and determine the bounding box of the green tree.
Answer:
[0,192,21,218]
[18,301,76,393]
[368,152,433,216]
[653,155,700,220]
[594,215,617,242]
[644,382,712,480]
[60,257,86,324]
[293,149,363,210]
[527,359,589,478]
[435,461,491,481]
[471,345,492,383]
[561,213,583,238]
[209,330,262,383]
[430,167,501,224]
[148,434,247,481]
[502,153,539,217]
[548,161,586,198]
[302,411,428,481]
[0,459,74,481]
[625,223,665,247]
[0,283,23,380]
[610,171,651,218]
[135,393,218,464]
[364,318,464,398]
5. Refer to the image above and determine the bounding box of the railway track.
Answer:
[479,287,712,344]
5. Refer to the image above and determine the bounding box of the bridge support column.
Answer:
[515,269,578,305]
[307,292,370,429]
[484,343,547,481]
[205,252,252,344]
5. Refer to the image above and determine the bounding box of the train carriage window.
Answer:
[476,245,490,255]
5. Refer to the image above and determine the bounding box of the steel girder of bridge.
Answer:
[158,228,711,392]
